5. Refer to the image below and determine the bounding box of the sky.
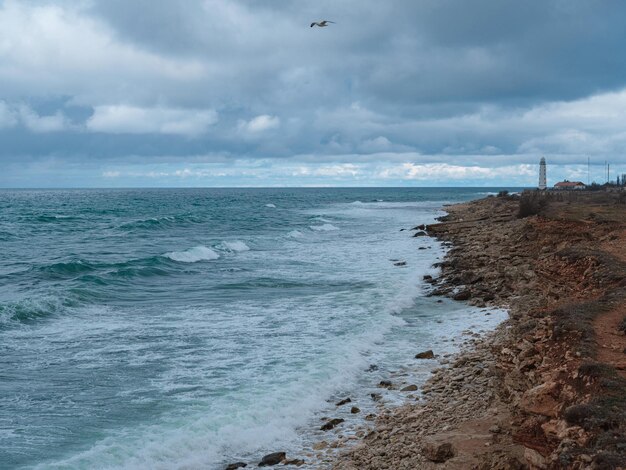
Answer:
[1,0,626,188]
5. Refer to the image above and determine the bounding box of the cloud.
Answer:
[376,162,536,181]
[87,105,218,137]
[2,0,626,186]
[0,101,18,128]
[18,105,71,133]
[238,115,280,133]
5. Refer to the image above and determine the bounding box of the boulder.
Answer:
[320,418,344,431]
[422,441,455,463]
[336,397,351,406]
[370,393,382,401]
[350,406,360,414]
[415,350,435,359]
[413,231,428,237]
[394,261,407,266]
[453,290,471,301]
[520,381,561,417]
[378,380,393,388]
[401,384,418,392]
[258,452,286,466]
[225,463,247,470]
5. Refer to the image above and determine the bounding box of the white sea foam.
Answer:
[265,204,276,208]
[221,241,250,252]
[309,224,339,231]
[287,230,304,238]
[164,246,219,263]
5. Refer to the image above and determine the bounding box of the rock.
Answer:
[422,441,455,463]
[413,224,426,230]
[225,463,247,470]
[401,384,418,391]
[378,380,393,388]
[366,364,378,372]
[312,441,328,450]
[413,231,428,237]
[370,393,382,401]
[320,418,344,431]
[336,397,351,406]
[520,381,561,417]
[523,447,547,469]
[423,275,433,281]
[365,413,376,420]
[489,425,501,434]
[394,261,407,266]
[350,406,360,414]
[258,452,286,467]
[415,350,435,359]
[282,459,305,466]
[453,290,471,301]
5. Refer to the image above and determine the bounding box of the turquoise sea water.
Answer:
[0,188,515,469]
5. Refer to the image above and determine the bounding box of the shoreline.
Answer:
[332,192,626,469]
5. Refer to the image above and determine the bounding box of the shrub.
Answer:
[518,191,549,218]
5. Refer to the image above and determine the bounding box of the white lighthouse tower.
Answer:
[538,157,547,190]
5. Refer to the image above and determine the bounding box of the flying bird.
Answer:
[310,20,335,28]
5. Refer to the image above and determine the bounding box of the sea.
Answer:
[0,187,515,469]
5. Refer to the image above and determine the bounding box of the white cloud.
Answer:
[377,162,536,181]
[238,114,280,133]
[18,105,70,132]
[87,105,218,136]
[0,1,207,104]
[0,100,18,128]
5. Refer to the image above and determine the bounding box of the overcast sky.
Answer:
[1,0,625,187]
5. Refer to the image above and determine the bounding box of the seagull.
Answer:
[310,20,335,28]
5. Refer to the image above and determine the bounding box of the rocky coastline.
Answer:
[332,192,626,469]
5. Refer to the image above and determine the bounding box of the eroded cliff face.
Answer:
[335,194,626,470]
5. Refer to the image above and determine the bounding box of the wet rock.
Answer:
[366,364,378,372]
[378,380,393,388]
[422,441,455,463]
[412,224,426,230]
[401,384,418,392]
[394,261,407,266]
[453,290,471,301]
[258,452,286,466]
[336,397,351,406]
[415,350,435,359]
[413,231,428,237]
[320,418,344,431]
[225,463,247,470]
[350,406,360,414]
[312,441,328,450]
[282,459,305,466]
[370,393,382,401]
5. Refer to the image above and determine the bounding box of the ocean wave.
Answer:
[118,214,205,232]
[220,241,250,252]
[0,298,65,328]
[286,230,304,238]
[309,224,339,231]
[164,246,220,263]
[36,260,99,278]
[265,204,276,208]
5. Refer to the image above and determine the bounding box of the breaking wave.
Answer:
[164,246,220,263]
